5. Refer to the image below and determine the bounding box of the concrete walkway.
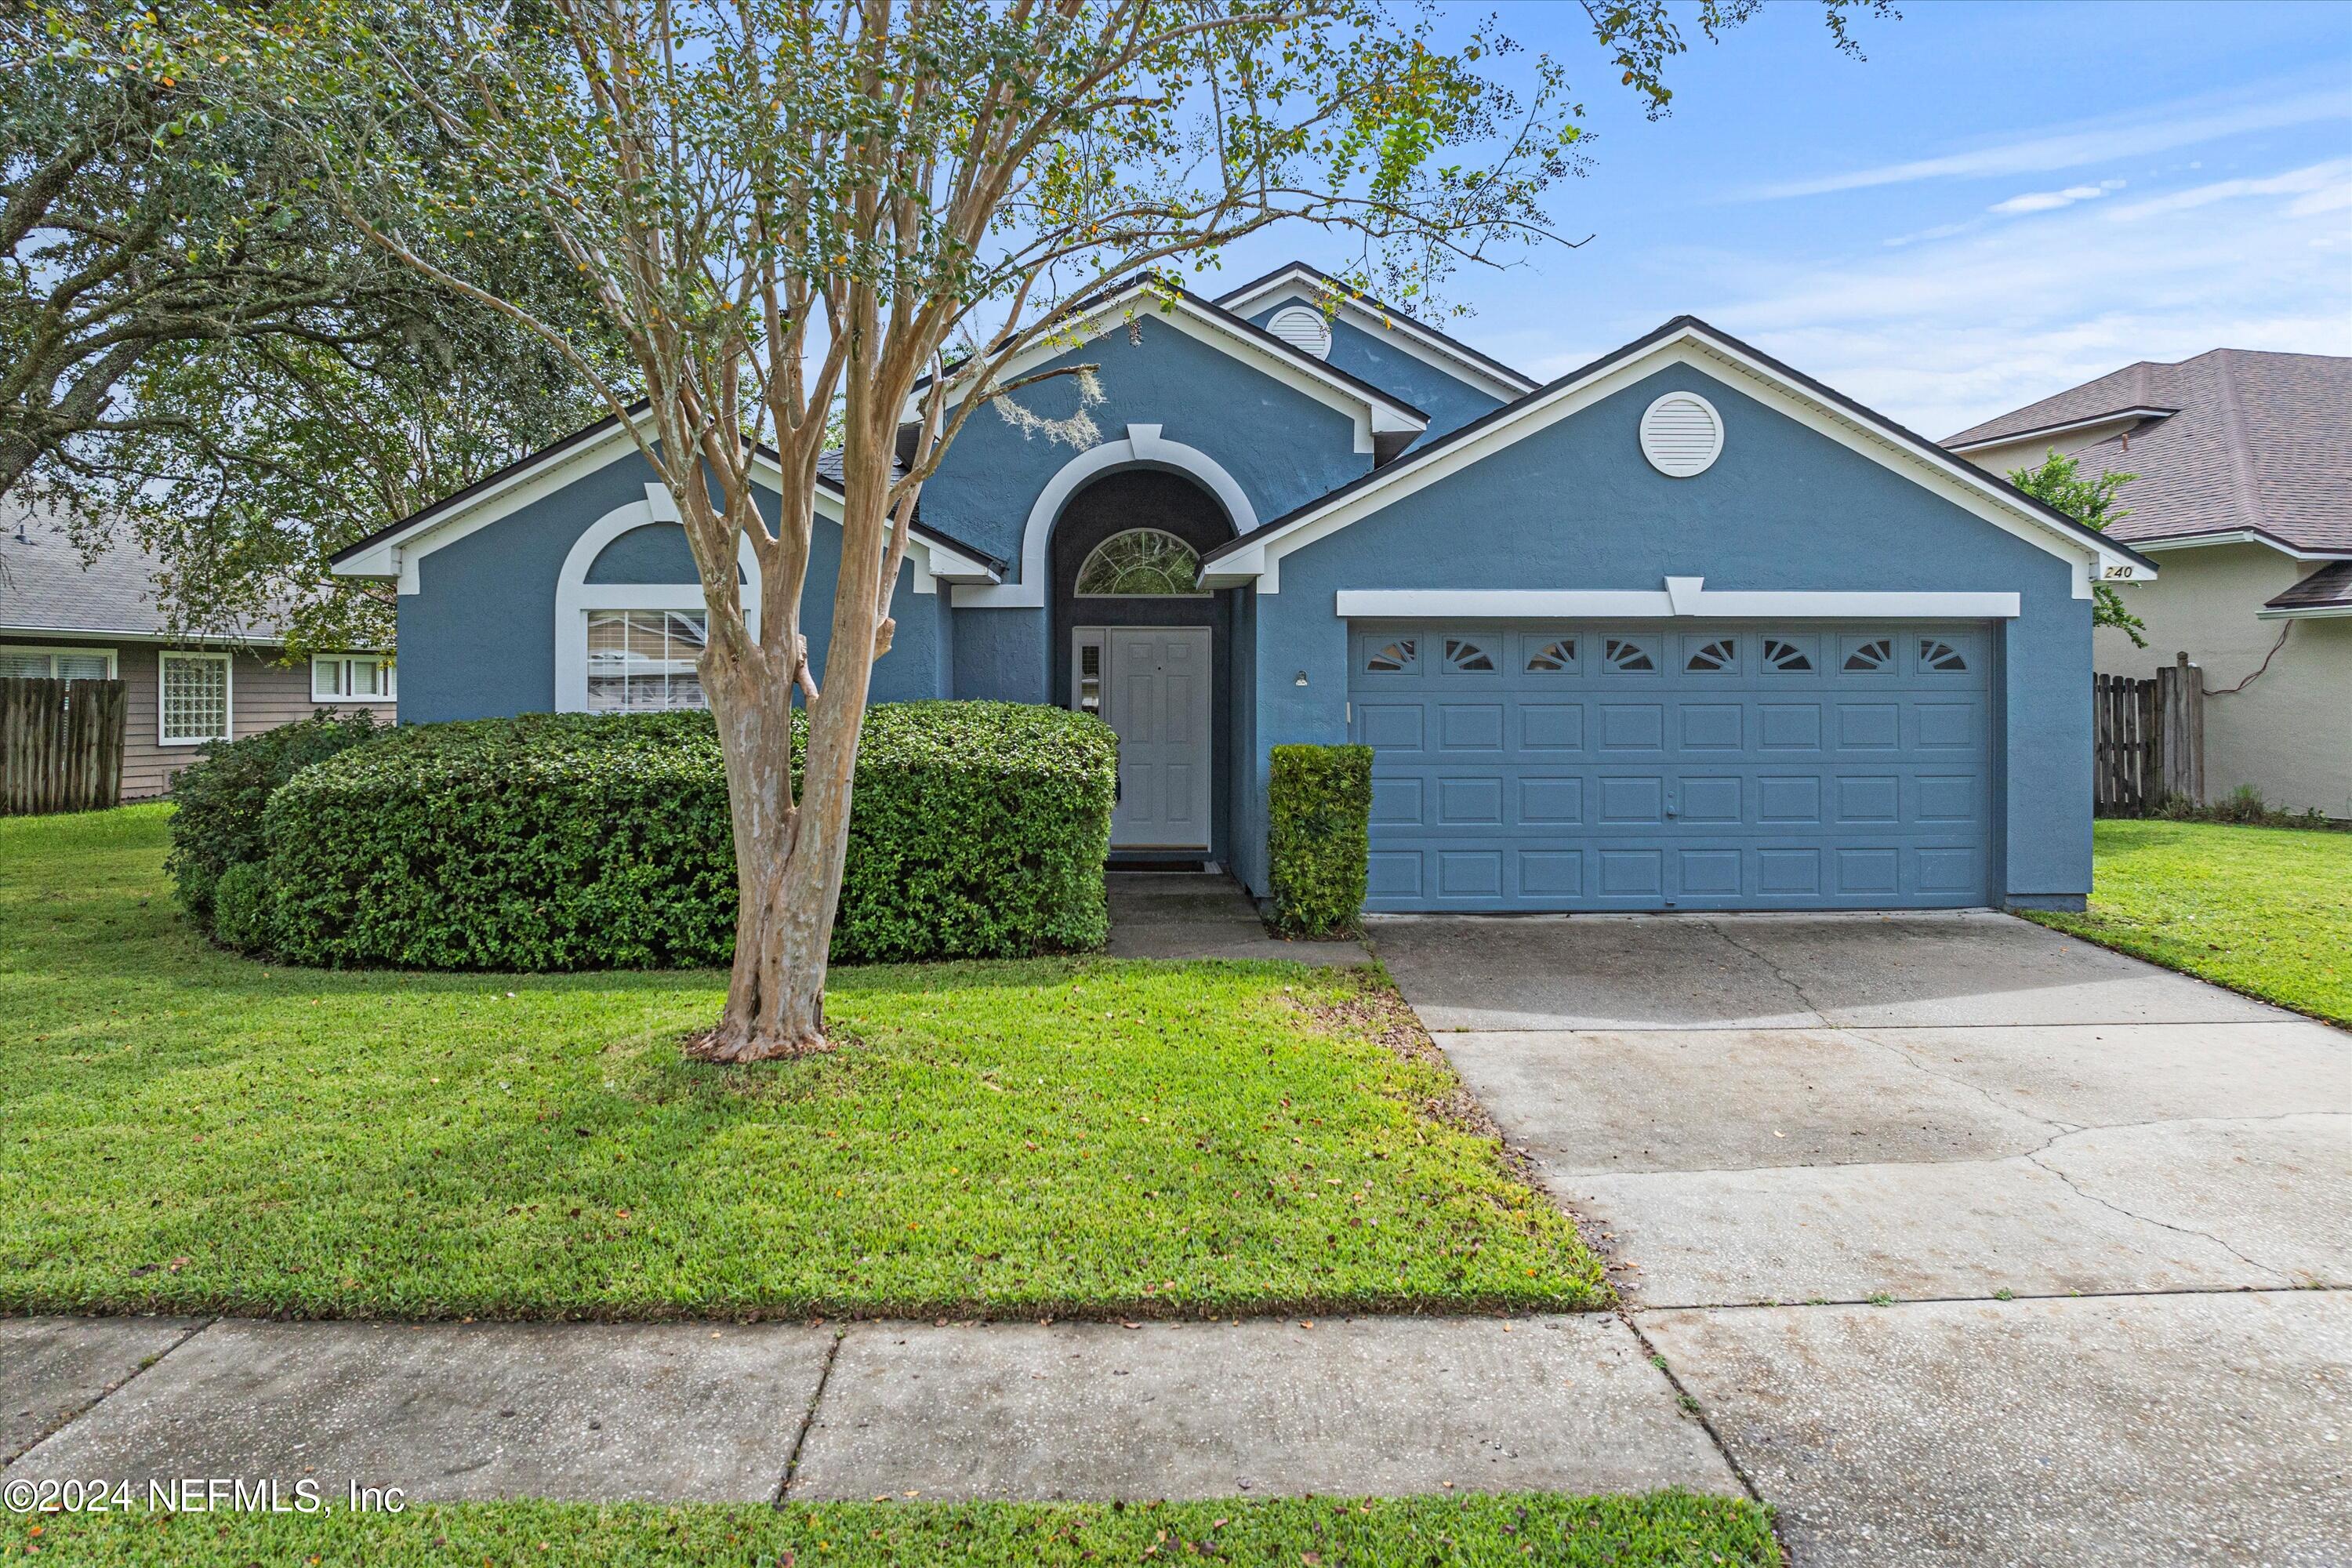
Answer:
[1104,869,1368,964]
[1371,910,2352,1567]
[2,1312,1738,1504]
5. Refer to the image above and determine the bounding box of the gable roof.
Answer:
[913,273,1428,455]
[329,405,1005,590]
[1213,261,1540,404]
[1944,350,2352,557]
[1199,314,2157,595]
[2,496,299,644]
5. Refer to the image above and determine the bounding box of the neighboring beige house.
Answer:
[1946,350,2350,819]
[2,503,394,800]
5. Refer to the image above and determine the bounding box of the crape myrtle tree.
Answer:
[164,0,1887,1059]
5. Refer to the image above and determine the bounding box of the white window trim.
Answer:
[158,649,234,746]
[0,644,118,678]
[554,490,762,713]
[953,426,1258,610]
[1333,582,2022,621]
[310,652,397,702]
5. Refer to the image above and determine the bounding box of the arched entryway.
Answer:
[1050,468,1237,864]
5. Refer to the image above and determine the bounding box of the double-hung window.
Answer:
[159,651,233,745]
[312,653,397,702]
[585,609,710,713]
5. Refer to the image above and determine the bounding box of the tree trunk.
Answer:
[686,467,893,1064]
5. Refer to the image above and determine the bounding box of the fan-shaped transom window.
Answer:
[1604,637,1657,673]
[1761,637,1813,672]
[1842,637,1894,673]
[1443,637,1494,673]
[1525,637,1578,673]
[1918,637,1969,672]
[1363,637,1417,673]
[1074,528,1207,597]
[1685,637,1737,673]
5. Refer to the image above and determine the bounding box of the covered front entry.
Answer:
[1051,468,1236,861]
[1348,622,1993,911]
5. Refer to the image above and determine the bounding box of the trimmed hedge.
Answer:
[255,702,1115,971]
[165,708,385,923]
[1267,743,1372,936]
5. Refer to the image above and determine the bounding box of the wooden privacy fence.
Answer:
[1,677,127,815]
[2094,653,2204,815]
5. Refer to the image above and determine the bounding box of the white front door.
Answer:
[1088,626,1212,850]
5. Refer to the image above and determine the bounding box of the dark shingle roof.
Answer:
[2265,559,2352,612]
[1944,350,2352,554]
[0,498,291,642]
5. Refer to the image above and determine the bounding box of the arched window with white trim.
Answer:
[1074,528,1207,597]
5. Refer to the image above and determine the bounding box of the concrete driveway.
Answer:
[1371,911,2352,1567]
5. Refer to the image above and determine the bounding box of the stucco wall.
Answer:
[1241,361,2094,904]
[2096,545,2352,818]
[397,449,944,724]
[1243,305,1505,444]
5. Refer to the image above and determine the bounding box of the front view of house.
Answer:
[332,263,2153,913]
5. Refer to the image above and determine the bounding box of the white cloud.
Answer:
[1650,156,2352,439]
[1748,83,2349,200]
[1987,181,2118,216]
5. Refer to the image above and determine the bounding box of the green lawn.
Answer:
[2026,819,2351,1025]
[0,807,1603,1319]
[13,1494,1780,1566]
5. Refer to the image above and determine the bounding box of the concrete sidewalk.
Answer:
[2,1312,1740,1504]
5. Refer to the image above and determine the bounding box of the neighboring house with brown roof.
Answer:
[2,500,395,800]
[1947,350,2350,818]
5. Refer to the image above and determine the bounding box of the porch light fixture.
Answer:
[1294,671,1309,686]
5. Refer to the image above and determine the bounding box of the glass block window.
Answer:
[0,646,114,681]
[312,654,397,701]
[1074,528,1206,596]
[1685,637,1737,673]
[586,610,710,713]
[1761,638,1813,672]
[1842,637,1893,673]
[1443,637,1494,673]
[1918,637,1969,672]
[1603,637,1657,673]
[1525,637,1577,673]
[159,652,231,744]
[1363,637,1417,673]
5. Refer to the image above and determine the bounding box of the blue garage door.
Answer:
[1348,623,1992,911]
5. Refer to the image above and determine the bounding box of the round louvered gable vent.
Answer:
[1265,304,1333,360]
[1639,391,1724,477]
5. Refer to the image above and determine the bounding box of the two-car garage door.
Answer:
[1348,622,1992,911]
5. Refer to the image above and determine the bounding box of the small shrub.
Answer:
[1267,743,1372,936]
[260,702,1115,971]
[208,861,277,954]
[167,708,385,922]
[2147,786,2337,830]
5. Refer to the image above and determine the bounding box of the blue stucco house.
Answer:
[331,263,2155,913]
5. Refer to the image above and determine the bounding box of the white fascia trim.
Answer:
[1218,267,1538,401]
[2128,529,2352,562]
[553,492,763,713]
[335,415,999,596]
[1334,584,2023,621]
[2257,603,2352,619]
[924,283,1425,455]
[1220,329,2142,599]
[1945,407,2176,454]
[952,424,1261,609]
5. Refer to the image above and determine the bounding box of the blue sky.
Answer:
[1210,1,2352,440]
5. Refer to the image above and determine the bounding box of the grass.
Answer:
[9,1493,1780,1566]
[0,806,1603,1319]
[2024,818,2352,1025]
